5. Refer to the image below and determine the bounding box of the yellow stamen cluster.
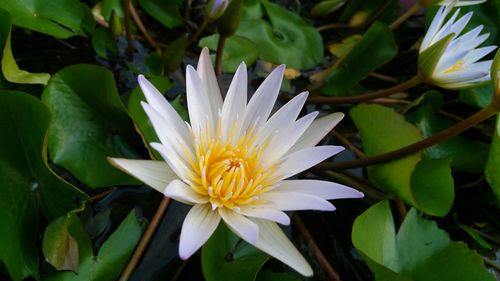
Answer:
[186,120,278,210]
[444,59,465,73]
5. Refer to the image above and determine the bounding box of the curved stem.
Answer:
[119,197,171,281]
[319,104,498,170]
[307,75,422,105]
[124,0,134,54]
[389,2,422,30]
[129,1,159,51]
[215,34,227,75]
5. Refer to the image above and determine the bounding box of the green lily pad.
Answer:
[350,104,454,216]
[235,0,323,70]
[322,22,397,96]
[0,92,87,281]
[202,223,269,281]
[407,91,490,173]
[0,0,87,38]
[459,84,493,109]
[352,200,495,281]
[42,64,142,188]
[44,210,146,281]
[0,9,50,85]
[199,34,259,72]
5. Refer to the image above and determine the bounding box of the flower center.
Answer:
[444,59,465,74]
[186,121,278,210]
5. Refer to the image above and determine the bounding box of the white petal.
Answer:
[138,75,191,144]
[150,142,192,181]
[240,65,285,134]
[256,91,309,145]
[219,207,259,244]
[448,11,472,37]
[196,47,223,122]
[141,102,194,159]
[260,191,335,211]
[278,180,364,200]
[164,179,209,204]
[238,206,290,225]
[453,0,487,6]
[462,46,497,65]
[435,69,488,84]
[289,112,344,153]
[108,158,177,192]
[186,65,214,135]
[262,111,318,165]
[179,204,221,259]
[421,5,447,51]
[220,62,247,142]
[253,219,313,276]
[279,145,345,178]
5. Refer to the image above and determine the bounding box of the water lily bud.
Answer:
[418,3,496,89]
[205,0,229,21]
[216,0,243,37]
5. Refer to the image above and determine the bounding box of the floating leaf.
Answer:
[0,9,50,84]
[407,91,490,172]
[350,104,454,216]
[199,34,259,72]
[44,210,146,281]
[202,223,269,281]
[459,84,493,109]
[352,201,495,281]
[0,92,87,281]
[42,64,142,188]
[138,0,183,28]
[235,0,323,70]
[322,22,397,96]
[256,271,302,281]
[0,0,88,38]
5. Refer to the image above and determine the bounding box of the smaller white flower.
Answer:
[205,0,229,20]
[418,2,497,89]
[433,0,487,6]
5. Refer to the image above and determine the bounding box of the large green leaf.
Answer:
[350,104,454,216]
[0,9,50,85]
[485,115,500,202]
[407,91,490,173]
[0,92,87,281]
[44,210,146,281]
[138,0,183,28]
[202,223,269,281]
[235,0,323,70]
[322,22,397,96]
[42,64,142,188]
[0,0,87,38]
[352,201,495,281]
[459,84,493,109]
[199,34,259,72]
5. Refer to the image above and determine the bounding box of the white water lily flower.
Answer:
[433,0,487,6]
[418,2,497,89]
[109,48,363,276]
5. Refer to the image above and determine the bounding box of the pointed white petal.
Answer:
[179,204,221,259]
[261,191,335,211]
[278,180,364,200]
[253,219,313,277]
[256,91,309,145]
[164,179,209,204]
[462,46,497,65]
[262,112,318,165]
[219,207,259,244]
[196,47,223,121]
[448,11,472,37]
[289,112,344,153]
[150,142,192,181]
[141,102,194,159]
[435,69,488,84]
[421,5,447,51]
[186,65,214,135]
[221,62,247,141]
[108,158,177,192]
[239,206,290,225]
[138,75,191,144]
[240,65,285,134]
[279,146,344,178]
